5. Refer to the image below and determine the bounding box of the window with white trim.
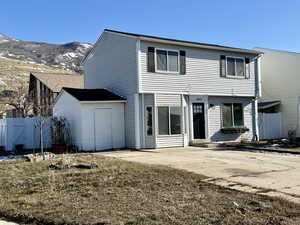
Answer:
[222,103,244,127]
[158,106,182,135]
[156,49,179,73]
[226,57,245,77]
[145,106,153,136]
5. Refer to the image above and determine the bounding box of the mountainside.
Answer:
[0,34,93,74]
[0,56,75,87]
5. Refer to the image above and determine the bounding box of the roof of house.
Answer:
[105,29,262,55]
[31,73,84,93]
[62,88,126,102]
[258,101,281,109]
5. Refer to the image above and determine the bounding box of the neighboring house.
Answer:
[29,73,83,116]
[254,48,300,138]
[54,29,262,150]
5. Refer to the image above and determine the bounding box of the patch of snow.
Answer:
[0,155,23,161]
[0,34,11,43]
[63,52,77,58]
[80,43,92,49]
[0,79,7,86]
[0,39,9,44]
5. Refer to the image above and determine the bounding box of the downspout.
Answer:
[254,54,262,141]
[295,97,300,137]
[154,93,158,149]
[134,38,141,149]
[134,94,141,149]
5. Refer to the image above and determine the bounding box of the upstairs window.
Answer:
[222,103,244,127]
[226,57,245,77]
[156,49,179,73]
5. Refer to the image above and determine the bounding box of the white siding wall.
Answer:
[254,48,300,137]
[156,93,184,148]
[140,41,256,96]
[53,92,82,148]
[208,97,254,142]
[80,103,125,150]
[84,32,138,148]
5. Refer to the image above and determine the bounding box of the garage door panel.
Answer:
[94,108,113,150]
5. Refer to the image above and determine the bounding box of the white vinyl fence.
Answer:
[0,117,52,151]
[258,113,282,140]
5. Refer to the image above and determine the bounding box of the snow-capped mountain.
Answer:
[0,34,93,74]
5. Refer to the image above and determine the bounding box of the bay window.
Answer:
[158,106,182,135]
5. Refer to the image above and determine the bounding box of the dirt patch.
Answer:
[0,154,300,225]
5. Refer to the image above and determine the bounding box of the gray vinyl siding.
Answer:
[156,93,184,148]
[156,136,184,148]
[156,94,181,106]
[84,32,138,95]
[124,95,136,148]
[207,97,254,142]
[139,41,256,97]
[83,32,138,148]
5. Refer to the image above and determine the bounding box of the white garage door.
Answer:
[94,108,113,150]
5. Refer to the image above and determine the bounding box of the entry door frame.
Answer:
[192,103,206,139]
[189,96,208,141]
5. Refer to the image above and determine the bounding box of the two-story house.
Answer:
[54,29,262,150]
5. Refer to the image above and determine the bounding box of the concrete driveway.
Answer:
[100,147,300,203]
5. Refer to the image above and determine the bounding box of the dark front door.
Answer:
[193,103,205,139]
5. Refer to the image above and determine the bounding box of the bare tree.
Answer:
[0,80,36,117]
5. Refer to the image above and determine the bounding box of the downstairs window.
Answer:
[222,103,244,127]
[158,106,182,135]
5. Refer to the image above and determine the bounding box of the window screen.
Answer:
[170,107,181,134]
[222,104,233,127]
[226,57,236,76]
[168,51,179,72]
[233,104,244,126]
[158,107,169,135]
[236,58,245,76]
[156,50,167,71]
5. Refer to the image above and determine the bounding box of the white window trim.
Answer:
[225,56,246,78]
[221,103,245,128]
[145,105,154,137]
[155,48,180,74]
[157,106,182,136]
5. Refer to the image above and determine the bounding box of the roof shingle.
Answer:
[63,88,126,102]
[31,73,83,93]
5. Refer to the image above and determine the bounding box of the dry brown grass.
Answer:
[0,153,299,225]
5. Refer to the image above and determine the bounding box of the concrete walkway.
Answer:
[100,147,300,203]
[0,220,18,225]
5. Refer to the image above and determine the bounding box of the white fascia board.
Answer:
[79,100,127,104]
[138,91,255,98]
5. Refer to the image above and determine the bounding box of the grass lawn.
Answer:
[0,154,299,225]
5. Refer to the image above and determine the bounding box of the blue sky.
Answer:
[1,0,300,52]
